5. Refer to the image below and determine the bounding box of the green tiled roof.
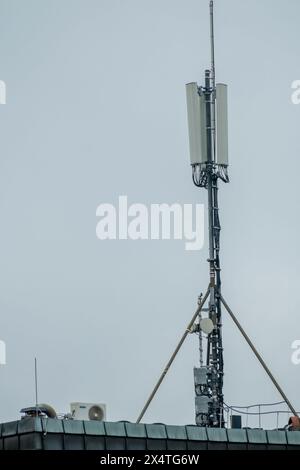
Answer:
[0,418,299,450]
[207,427,227,442]
[186,425,207,441]
[227,428,247,443]
[104,421,126,437]
[247,429,267,444]
[286,431,300,446]
[83,420,105,436]
[267,430,287,445]
[125,422,146,438]
[145,424,167,439]
[165,425,187,440]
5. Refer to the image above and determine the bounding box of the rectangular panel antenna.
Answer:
[186,82,207,165]
[216,83,228,166]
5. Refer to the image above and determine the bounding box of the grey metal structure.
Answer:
[188,1,298,427]
[136,0,298,429]
[188,0,228,428]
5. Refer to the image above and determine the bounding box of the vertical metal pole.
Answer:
[34,357,38,417]
[209,0,216,162]
[210,0,224,427]
[198,295,204,367]
[213,180,224,425]
[194,0,224,428]
[204,69,219,426]
[205,70,215,291]
[210,1,215,88]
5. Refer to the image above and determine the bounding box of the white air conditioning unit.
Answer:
[70,402,106,421]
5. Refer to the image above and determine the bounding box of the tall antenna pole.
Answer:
[210,0,216,162]
[186,0,299,428]
[34,357,39,417]
[187,0,227,427]
[136,0,299,428]
[210,1,215,88]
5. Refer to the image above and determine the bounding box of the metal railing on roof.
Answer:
[223,401,300,430]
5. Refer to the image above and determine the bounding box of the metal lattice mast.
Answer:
[136,0,299,429]
[207,2,224,424]
[187,1,228,427]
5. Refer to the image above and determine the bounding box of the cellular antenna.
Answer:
[136,0,298,427]
[185,0,298,427]
[184,0,229,427]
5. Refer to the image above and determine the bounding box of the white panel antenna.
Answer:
[186,82,207,165]
[216,83,228,166]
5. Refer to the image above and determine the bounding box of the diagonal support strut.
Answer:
[136,287,210,424]
[220,295,299,418]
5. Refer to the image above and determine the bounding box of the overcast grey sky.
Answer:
[0,0,299,428]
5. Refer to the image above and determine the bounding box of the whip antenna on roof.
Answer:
[210,1,215,87]
[210,0,216,161]
[34,357,39,417]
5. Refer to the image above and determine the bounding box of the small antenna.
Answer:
[34,357,39,417]
[209,0,216,161]
[209,0,216,87]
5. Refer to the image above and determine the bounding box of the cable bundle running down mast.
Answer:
[185,0,228,427]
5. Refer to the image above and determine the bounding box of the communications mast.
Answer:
[136,0,299,429]
[186,0,229,427]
